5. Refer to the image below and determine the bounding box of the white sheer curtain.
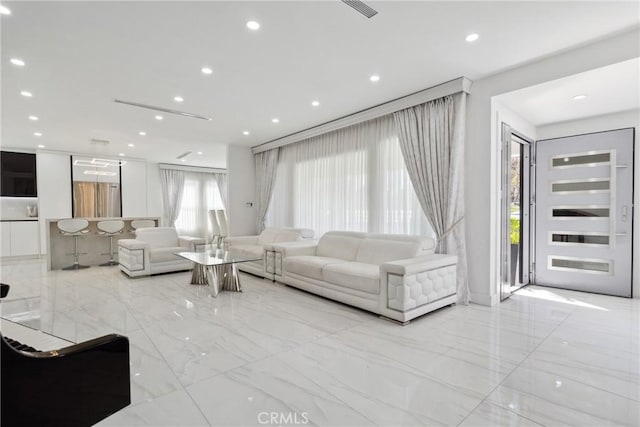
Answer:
[160,169,185,227]
[266,115,433,237]
[174,171,224,238]
[255,148,280,232]
[213,172,228,210]
[393,93,469,304]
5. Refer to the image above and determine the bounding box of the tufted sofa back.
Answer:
[316,231,435,265]
[135,227,180,249]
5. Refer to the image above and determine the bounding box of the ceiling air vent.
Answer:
[177,151,192,160]
[114,99,212,121]
[341,0,378,19]
[90,138,110,145]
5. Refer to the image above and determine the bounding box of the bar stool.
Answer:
[209,210,221,246]
[215,210,229,249]
[130,219,156,233]
[57,219,90,270]
[97,220,125,266]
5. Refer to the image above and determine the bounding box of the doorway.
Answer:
[534,128,635,297]
[501,124,532,301]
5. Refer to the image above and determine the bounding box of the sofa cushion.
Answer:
[258,229,280,245]
[284,256,347,281]
[322,262,380,294]
[230,244,263,259]
[136,227,180,249]
[316,234,363,261]
[274,230,304,243]
[150,247,185,263]
[356,238,424,265]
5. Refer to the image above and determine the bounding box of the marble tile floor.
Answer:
[0,258,638,426]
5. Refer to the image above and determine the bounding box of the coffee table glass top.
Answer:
[174,248,261,266]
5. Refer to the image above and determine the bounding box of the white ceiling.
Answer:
[2,1,639,167]
[496,58,640,126]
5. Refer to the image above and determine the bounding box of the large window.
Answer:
[266,115,433,237]
[175,172,224,238]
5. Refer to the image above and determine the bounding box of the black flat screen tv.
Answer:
[1,151,37,197]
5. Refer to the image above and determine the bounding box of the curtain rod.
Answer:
[159,163,227,174]
[252,76,472,154]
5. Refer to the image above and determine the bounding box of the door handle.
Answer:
[621,206,628,223]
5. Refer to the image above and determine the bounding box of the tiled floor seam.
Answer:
[129,312,212,425]
[178,311,372,391]
[455,301,573,427]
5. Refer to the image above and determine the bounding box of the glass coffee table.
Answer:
[174,248,261,297]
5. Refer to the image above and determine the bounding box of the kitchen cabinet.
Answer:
[1,220,40,257]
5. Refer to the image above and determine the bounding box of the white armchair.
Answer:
[226,228,314,280]
[118,227,206,277]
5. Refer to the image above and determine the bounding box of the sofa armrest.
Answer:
[381,254,458,314]
[271,240,318,257]
[118,239,149,276]
[381,254,458,276]
[117,239,148,250]
[179,236,207,250]
[226,236,259,246]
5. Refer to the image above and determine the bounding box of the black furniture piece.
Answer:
[0,283,9,298]
[0,284,132,426]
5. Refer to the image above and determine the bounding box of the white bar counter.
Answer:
[46,217,159,270]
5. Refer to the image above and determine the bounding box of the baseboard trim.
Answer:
[470,292,499,307]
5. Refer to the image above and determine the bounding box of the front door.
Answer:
[534,128,634,297]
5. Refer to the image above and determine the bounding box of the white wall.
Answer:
[537,109,639,140]
[492,101,538,142]
[121,160,148,217]
[37,152,72,254]
[146,163,163,224]
[466,28,639,305]
[226,145,256,236]
[537,109,640,298]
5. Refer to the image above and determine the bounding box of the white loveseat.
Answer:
[272,231,457,323]
[226,228,314,279]
[118,227,206,277]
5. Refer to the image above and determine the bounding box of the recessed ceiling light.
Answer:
[155,115,163,120]
[10,58,25,66]
[174,96,184,102]
[0,5,11,15]
[272,118,279,123]
[181,159,186,162]
[243,130,250,135]
[139,131,146,136]
[369,75,380,82]
[197,151,203,155]
[246,21,260,30]
[119,153,125,157]
[465,33,479,42]
[573,94,588,100]
[33,132,42,137]
[201,67,213,75]
[37,144,45,149]
[128,143,135,147]
[21,91,33,97]
[311,100,320,107]
[28,115,38,121]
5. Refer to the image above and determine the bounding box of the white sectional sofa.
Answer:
[272,231,457,323]
[226,228,314,279]
[118,227,206,277]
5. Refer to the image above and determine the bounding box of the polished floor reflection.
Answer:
[1,259,638,426]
